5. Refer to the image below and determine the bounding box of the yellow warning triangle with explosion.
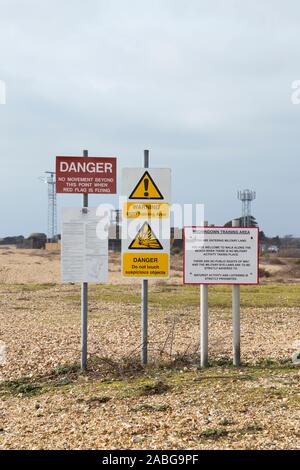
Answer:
[129,222,163,250]
[129,171,164,200]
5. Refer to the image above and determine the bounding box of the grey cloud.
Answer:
[0,0,300,236]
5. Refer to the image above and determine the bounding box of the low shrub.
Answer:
[259,267,271,278]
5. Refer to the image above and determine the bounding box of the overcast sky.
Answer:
[0,0,299,237]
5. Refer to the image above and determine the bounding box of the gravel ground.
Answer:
[0,247,300,449]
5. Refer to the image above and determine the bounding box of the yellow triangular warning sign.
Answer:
[129,222,163,250]
[129,171,164,200]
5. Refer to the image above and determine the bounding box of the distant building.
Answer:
[268,245,279,253]
[18,233,47,249]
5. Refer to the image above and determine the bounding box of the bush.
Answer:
[138,380,170,396]
[259,267,271,278]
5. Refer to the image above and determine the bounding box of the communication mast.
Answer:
[45,171,57,240]
[237,189,256,227]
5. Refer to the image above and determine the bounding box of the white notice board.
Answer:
[184,226,259,285]
[61,207,108,283]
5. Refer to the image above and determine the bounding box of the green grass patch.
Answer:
[2,282,300,310]
[65,283,300,310]
[0,283,57,293]
[0,363,82,398]
[3,359,299,409]
[53,363,81,376]
[0,377,42,396]
[131,403,170,412]
[20,283,57,292]
[138,380,171,396]
[237,424,263,435]
[201,428,229,440]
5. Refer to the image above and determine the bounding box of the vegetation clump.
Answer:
[138,380,170,396]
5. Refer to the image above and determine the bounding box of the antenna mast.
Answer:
[237,189,256,227]
[45,171,57,240]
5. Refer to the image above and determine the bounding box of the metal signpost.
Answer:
[200,221,209,368]
[142,151,149,366]
[122,151,171,365]
[184,224,259,367]
[200,283,208,368]
[57,151,117,371]
[232,218,241,366]
[81,149,89,371]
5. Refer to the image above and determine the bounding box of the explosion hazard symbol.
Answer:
[129,222,163,250]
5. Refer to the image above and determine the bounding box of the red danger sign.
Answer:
[56,156,117,194]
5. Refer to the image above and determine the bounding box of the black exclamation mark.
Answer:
[144,178,149,197]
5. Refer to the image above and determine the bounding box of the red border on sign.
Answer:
[183,226,260,286]
[56,156,117,194]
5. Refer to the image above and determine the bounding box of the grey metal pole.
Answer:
[232,218,241,366]
[200,284,208,367]
[81,149,89,371]
[51,173,55,240]
[141,149,149,366]
[200,220,209,368]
